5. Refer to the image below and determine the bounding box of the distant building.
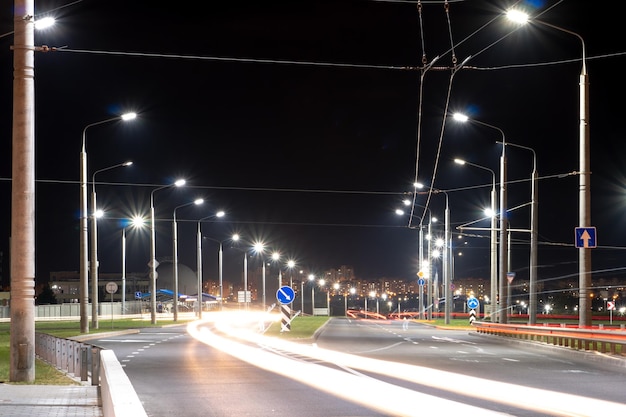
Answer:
[49,270,149,303]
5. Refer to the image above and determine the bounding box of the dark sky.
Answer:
[1,0,626,288]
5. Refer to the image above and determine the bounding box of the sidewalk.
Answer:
[0,383,102,417]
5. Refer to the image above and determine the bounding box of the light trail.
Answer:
[188,311,626,416]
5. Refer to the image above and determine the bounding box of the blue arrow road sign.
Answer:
[467,297,479,310]
[575,227,597,248]
[418,278,425,286]
[276,286,295,305]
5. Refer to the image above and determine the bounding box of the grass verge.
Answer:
[0,317,195,384]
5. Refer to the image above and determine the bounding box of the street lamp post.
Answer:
[454,158,497,322]
[453,113,508,323]
[320,279,329,316]
[415,185,451,324]
[90,161,132,329]
[243,252,248,309]
[172,198,204,321]
[308,274,315,315]
[348,287,356,316]
[10,5,57,382]
[196,211,226,316]
[80,112,136,333]
[300,273,305,313]
[231,234,251,309]
[437,190,452,325]
[150,179,185,324]
[272,251,281,302]
[497,141,538,324]
[286,260,295,288]
[507,8,590,328]
[398,200,433,320]
[122,216,145,315]
[251,242,267,308]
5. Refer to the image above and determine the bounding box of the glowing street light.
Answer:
[453,113,507,323]
[122,216,146,315]
[0,16,55,39]
[172,198,204,321]
[454,158,497,321]
[80,112,136,333]
[149,179,185,324]
[308,274,316,315]
[90,160,132,329]
[196,211,226,316]
[506,7,591,328]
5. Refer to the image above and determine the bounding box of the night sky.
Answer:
[1,0,625,290]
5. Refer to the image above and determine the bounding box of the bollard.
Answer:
[91,346,101,385]
[80,346,89,381]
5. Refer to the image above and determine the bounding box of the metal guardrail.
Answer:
[472,321,626,356]
[34,333,102,385]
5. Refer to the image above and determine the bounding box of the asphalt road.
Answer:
[92,314,626,416]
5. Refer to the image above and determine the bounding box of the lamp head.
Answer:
[34,17,55,30]
[452,112,469,122]
[506,9,529,24]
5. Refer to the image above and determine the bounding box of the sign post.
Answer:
[277,286,295,332]
[467,296,479,324]
[105,282,118,329]
[608,300,615,324]
[417,273,425,320]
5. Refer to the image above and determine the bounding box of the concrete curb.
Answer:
[100,349,148,417]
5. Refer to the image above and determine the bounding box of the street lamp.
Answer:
[0,16,55,39]
[495,141,538,324]
[272,251,281,297]
[506,8,590,328]
[10,6,56,382]
[397,201,434,320]
[453,113,508,323]
[196,211,226,316]
[172,198,204,321]
[80,112,136,333]
[149,179,186,324]
[414,184,451,324]
[286,260,296,288]
[122,216,145,315]
[231,234,251,309]
[299,270,305,313]
[454,158,497,321]
[319,279,329,316]
[348,287,356,316]
[90,160,132,329]
[251,242,267,308]
[308,274,315,315]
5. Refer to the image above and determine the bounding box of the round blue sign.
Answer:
[467,296,479,310]
[276,286,295,304]
[418,278,425,286]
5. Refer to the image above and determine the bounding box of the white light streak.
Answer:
[188,312,626,416]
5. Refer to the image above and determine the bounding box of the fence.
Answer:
[35,333,102,385]
[0,300,147,320]
[473,321,626,355]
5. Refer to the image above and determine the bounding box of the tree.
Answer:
[36,284,57,305]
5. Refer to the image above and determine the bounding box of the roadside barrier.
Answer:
[472,321,626,356]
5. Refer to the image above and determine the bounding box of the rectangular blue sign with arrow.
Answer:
[575,227,597,248]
